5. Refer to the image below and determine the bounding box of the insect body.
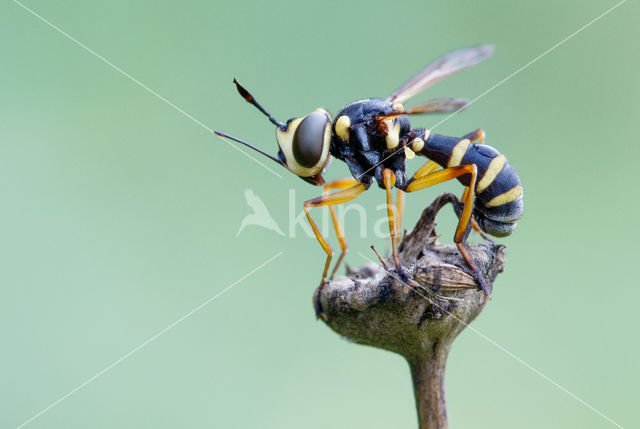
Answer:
[216,45,523,301]
[408,128,523,238]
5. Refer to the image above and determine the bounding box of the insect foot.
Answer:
[314,280,330,321]
[312,193,506,429]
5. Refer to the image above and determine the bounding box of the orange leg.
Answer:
[382,169,409,283]
[396,189,404,247]
[461,129,492,240]
[304,182,367,288]
[461,186,489,238]
[323,177,361,279]
[464,128,485,145]
[405,164,491,297]
[413,160,441,179]
[412,130,488,243]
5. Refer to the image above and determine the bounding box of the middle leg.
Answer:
[382,169,409,283]
[304,182,367,288]
[396,189,404,247]
[461,128,492,239]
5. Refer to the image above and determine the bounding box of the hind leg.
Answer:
[405,164,491,297]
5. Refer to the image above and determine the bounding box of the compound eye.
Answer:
[292,111,330,168]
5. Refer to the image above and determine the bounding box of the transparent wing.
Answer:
[387,45,494,104]
[377,97,469,120]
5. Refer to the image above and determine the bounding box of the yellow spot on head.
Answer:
[410,137,424,153]
[477,155,506,193]
[485,186,523,208]
[335,115,350,141]
[447,138,470,168]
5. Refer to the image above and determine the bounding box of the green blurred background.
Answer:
[1,0,638,427]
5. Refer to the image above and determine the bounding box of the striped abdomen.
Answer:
[410,129,523,237]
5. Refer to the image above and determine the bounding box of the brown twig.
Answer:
[313,193,505,429]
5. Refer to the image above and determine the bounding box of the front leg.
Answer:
[323,177,361,279]
[304,182,367,318]
[382,169,410,283]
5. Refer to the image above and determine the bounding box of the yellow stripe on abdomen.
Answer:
[476,155,506,193]
[485,185,523,207]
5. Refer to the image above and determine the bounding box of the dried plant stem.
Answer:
[314,193,505,429]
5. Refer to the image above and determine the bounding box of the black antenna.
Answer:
[233,79,286,130]
[214,131,283,166]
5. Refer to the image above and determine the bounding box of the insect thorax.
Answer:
[330,98,411,188]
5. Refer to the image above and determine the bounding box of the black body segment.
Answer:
[413,132,461,168]
[409,128,523,236]
[330,102,523,239]
[330,98,410,189]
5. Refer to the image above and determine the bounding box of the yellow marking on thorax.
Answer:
[476,155,506,193]
[392,102,404,111]
[423,128,431,141]
[404,145,415,159]
[410,137,424,153]
[447,138,470,167]
[385,119,401,149]
[485,185,523,208]
[335,115,350,142]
